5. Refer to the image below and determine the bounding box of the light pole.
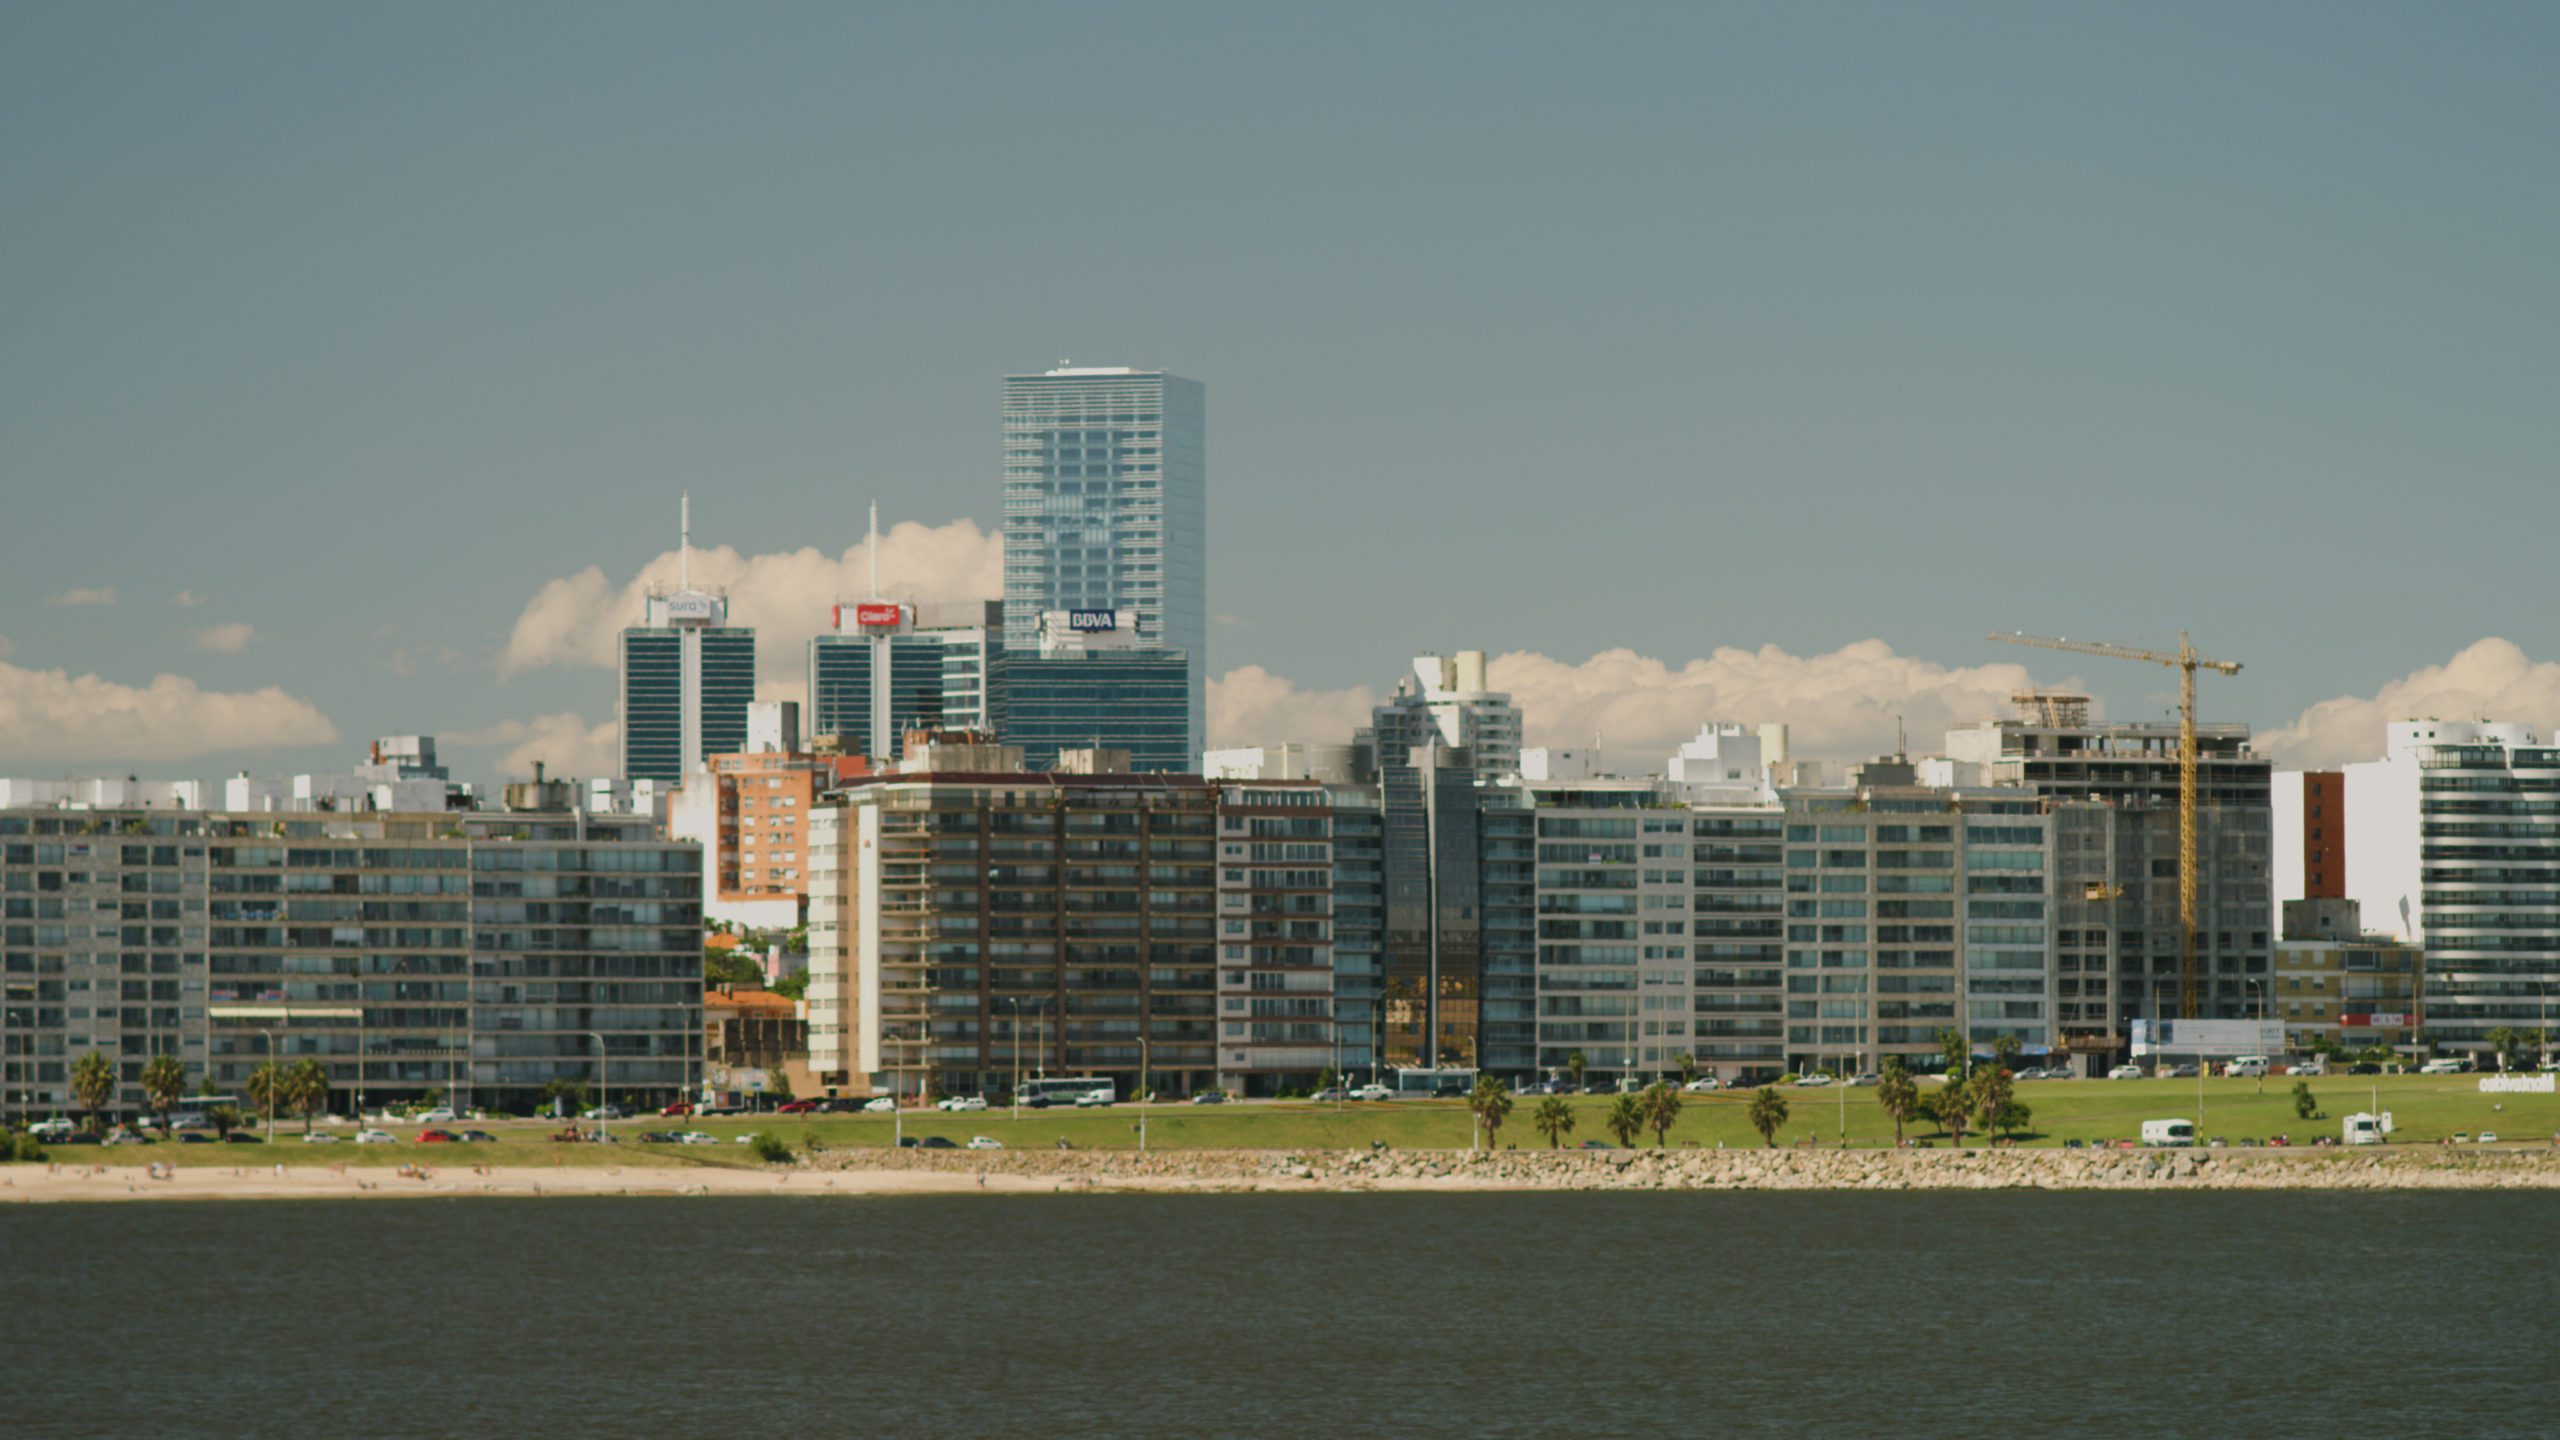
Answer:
[1137,1031,1151,1153]
[260,1026,280,1141]
[583,1030,608,1143]
[2244,979,2268,1094]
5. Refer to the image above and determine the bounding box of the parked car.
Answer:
[1579,1140,1615,1150]
[678,1131,718,1146]
[1310,1087,1346,1102]
[2108,1065,2144,1080]
[863,1096,898,1114]
[637,1131,675,1144]
[415,1107,458,1125]
[1190,1091,1228,1105]
[1073,1092,1113,1108]
[454,1129,495,1143]
[937,1096,989,1112]
[1795,1074,1833,1088]
[302,1132,340,1144]
[659,1101,695,1117]
[417,1129,458,1143]
[28,1119,75,1141]
[1681,1077,1722,1093]
[1848,1073,1881,1088]
[177,1132,216,1144]
[918,1135,959,1149]
[2419,1058,2470,1075]
[966,1136,1004,1150]
[2348,1062,2382,1075]
[2480,1131,2501,1144]
[580,1105,626,1121]
[1349,1084,1394,1102]
[2167,1063,2200,1078]
[105,1132,155,1146]
[774,1100,819,1115]
[354,1129,395,1145]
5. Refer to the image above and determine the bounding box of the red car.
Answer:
[774,1100,818,1114]
[659,1101,694,1117]
[418,1129,458,1143]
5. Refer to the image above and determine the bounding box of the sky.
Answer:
[5,3,2558,784]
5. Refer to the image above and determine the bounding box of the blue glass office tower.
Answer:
[1001,366,1205,763]
[619,588,754,782]
[997,647,1193,773]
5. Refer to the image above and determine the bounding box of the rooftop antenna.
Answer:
[1895,714,1907,759]
[868,499,880,596]
[679,491,692,591]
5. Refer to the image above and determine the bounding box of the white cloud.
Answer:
[1207,665,1378,748]
[498,519,1003,681]
[2258,638,2560,768]
[0,662,335,763]
[45,586,118,608]
[189,622,258,654]
[449,712,620,779]
[170,590,208,608]
[1489,641,2043,760]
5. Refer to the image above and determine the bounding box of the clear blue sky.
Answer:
[4,3,2555,779]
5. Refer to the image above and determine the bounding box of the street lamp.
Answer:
[583,1030,608,1143]
[2243,978,2268,1094]
[260,1026,280,1141]
[1137,1031,1151,1154]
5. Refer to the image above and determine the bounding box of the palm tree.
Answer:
[245,1061,284,1135]
[1533,1096,1576,1149]
[1936,1028,1969,1082]
[285,1056,329,1134]
[140,1052,186,1129]
[2486,1027,2521,1072]
[208,1104,244,1141]
[1677,1052,1698,1086]
[1640,1081,1683,1147]
[1746,1087,1789,1148]
[1876,1059,1920,1146]
[1972,1067,2015,1144]
[1466,1074,1514,1150]
[69,1051,116,1135]
[1932,1083,1972,1148]
[1566,1050,1588,1089]
[1605,1093,1643,1147]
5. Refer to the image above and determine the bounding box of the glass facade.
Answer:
[620,631,683,782]
[619,624,756,783]
[1001,368,1206,758]
[997,651,1192,773]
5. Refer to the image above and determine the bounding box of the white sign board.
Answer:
[2130,1018,2288,1059]
[2480,1074,2556,1094]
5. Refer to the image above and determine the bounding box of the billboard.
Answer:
[2340,1012,2415,1029]
[853,603,905,629]
[1068,608,1118,633]
[2481,1074,2556,1094]
[2129,1018,2287,1058]
[659,592,720,622]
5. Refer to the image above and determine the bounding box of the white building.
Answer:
[1203,744,1358,782]
[1399,651,1523,777]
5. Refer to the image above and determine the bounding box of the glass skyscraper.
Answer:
[620,588,754,782]
[1001,366,1205,762]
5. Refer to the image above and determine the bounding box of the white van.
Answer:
[2419,1058,2469,1075]
[2343,1111,2394,1145]
[2227,1056,2269,1078]
[2140,1118,2196,1148]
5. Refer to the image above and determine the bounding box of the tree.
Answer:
[1746,1087,1789,1148]
[1928,1085,1971,1148]
[1971,1067,2016,1144]
[1467,1074,1514,1150]
[1937,1028,1969,1081]
[1533,1096,1576,1149]
[1640,1081,1683,1147]
[285,1057,329,1134]
[542,1078,590,1118]
[1605,1093,1644,1147]
[1991,1033,2023,1072]
[207,1104,244,1141]
[70,1051,116,1134]
[1566,1050,1588,1088]
[246,1061,284,1131]
[140,1052,186,1128]
[1677,1053,1699,1085]
[766,1067,796,1105]
[1876,1059,1921,1146]
[705,948,764,987]
[2487,1027,2522,1072]
[1992,1098,2033,1140]
[2291,1080,2319,1121]
[771,969,810,1001]
[1315,1066,1338,1093]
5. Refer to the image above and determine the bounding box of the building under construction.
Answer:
[1947,693,2274,1057]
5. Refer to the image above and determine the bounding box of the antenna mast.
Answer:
[679,491,692,590]
[868,500,880,596]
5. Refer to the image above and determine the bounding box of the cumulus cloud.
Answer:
[189,622,257,654]
[1208,665,1378,748]
[449,712,621,779]
[498,519,1003,681]
[2258,638,2560,767]
[45,586,118,608]
[170,590,209,609]
[0,662,336,763]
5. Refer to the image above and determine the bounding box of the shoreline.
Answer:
[11,1145,2560,1203]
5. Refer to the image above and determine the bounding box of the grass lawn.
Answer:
[22,1074,2556,1166]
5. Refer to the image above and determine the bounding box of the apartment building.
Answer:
[2274,898,2424,1058]
[0,803,701,1123]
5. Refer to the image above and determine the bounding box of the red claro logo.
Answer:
[854,603,904,628]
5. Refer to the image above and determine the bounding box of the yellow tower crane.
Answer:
[1987,631,2244,1020]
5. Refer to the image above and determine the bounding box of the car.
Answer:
[1848,1073,1881,1088]
[1434,1081,1469,1098]
[177,1132,216,1144]
[1190,1091,1227,1105]
[918,1135,959,1149]
[415,1107,458,1125]
[354,1129,395,1145]
[302,1132,340,1144]
[677,1131,717,1145]
[1310,1087,1346,1102]
[2166,1063,2200,1079]
[2108,1065,2144,1080]
[222,1132,263,1144]
[28,1119,76,1141]
[456,1129,496,1143]
[2419,1058,2470,1075]
[774,1100,819,1115]
[1548,1082,1584,1096]
[1073,1091,1113,1108]
[637,1131,675,1144]
[56,1133,101,1146]
[1681,1077,1722,1093]
[417,1129,458,1144]
[579,1105,626,1121]
[659,1101,695,1117]
[1349,1085,1394,1102]
[2292,1060,2328,1077]
[2064,1138,2086,1149]
[2348,1062,2382,1075]
[105,1132,155,1146]
[936,1096,988,1113]
[863,1096,898,1114]
[966,1136,1004,1149]
[1795,1074,1833,1088]
[1579,1140,1615,1150]
[2480,1131,2501,1144]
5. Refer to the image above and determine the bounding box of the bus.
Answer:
[1016,1077,1115,1107]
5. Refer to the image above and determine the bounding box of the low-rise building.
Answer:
[2275,898,2424,1059]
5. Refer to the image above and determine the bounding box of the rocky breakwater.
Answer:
[808,1144,2560,1193]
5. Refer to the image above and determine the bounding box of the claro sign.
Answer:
[846,603,905,629]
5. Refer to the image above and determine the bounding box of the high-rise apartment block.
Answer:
[621,507,755,783]
[1001,366,1205,761]
[0,802,702,1124]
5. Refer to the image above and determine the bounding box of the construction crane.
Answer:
[1987,631,2244,1020]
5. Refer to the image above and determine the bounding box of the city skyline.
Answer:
[8,6,2560,781]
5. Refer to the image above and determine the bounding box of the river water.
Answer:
[4,1192,2553,1437]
